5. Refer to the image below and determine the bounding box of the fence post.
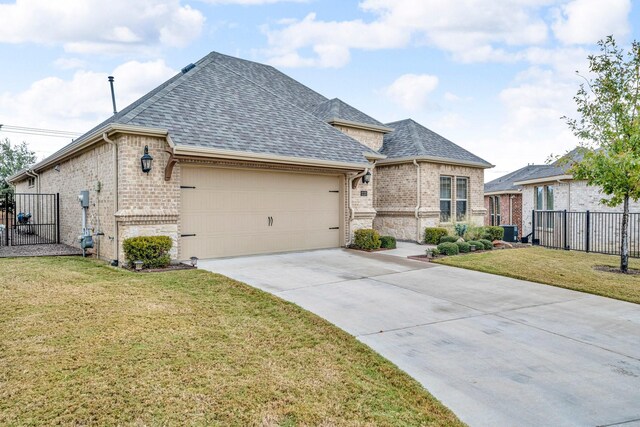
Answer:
[563,210,569,250]
[56,193,60,244]
[4,193,8,246]
[585,210,590,253]
[531,210,536,245]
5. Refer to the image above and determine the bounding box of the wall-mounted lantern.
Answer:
[140,145,153,174]
[362,170,372,184]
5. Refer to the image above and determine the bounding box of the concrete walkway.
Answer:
[199,245,640,427]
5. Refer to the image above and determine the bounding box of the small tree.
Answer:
[0,138,37,195]
[564,36,640,273]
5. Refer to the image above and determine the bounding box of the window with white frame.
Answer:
[489,195,501,225]
[456,177,468,221]
[440,176,452,222]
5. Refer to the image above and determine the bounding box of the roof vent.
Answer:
[181,63,196,74]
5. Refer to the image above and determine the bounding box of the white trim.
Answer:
[173,145,370,170]
[484,190,522,196]
[377,155,493,169]
[328,118,393,133]
[514,174,573,186]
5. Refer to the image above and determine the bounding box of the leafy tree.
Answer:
[0,138,37,196]
[564,36,640,273]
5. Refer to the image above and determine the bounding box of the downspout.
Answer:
[26,169,40,193]
[103,132,119,265]
[347,167,370,246]
[413,160,421,242]
[509,195,513,224]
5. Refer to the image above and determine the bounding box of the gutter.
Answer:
[513,174,573,186]
[413,159,421,242]
[377,155,494,169]
[25,169,40,193]
[103,132,119,265]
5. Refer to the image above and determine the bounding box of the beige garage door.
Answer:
[180,166,343,259]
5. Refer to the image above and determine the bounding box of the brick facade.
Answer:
[373,161,486,242]
[484,193,523,237]
[333,124,384,151]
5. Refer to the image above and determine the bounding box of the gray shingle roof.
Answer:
[76,52,379,165]
[310,98,387,128]
[381,119,492,167]
[484,165,550,193]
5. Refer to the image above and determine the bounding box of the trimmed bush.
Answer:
[428,247,441,256]
[479,239,494,250]
[353,229,381,250]
[439,235,459,244]
[463,225,485,241]
[123,236,172,269]
[483,226,505,241]
[380,235,397,249]
[467,240,484,251]
[437,242,459,256]
[456,241,471,253]
[424,227,448,244]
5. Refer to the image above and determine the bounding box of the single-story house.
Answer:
[487,149,640,246]
[9,52,491,263]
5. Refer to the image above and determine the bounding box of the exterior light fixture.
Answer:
[362,170,372,184]
[140,145,153,174]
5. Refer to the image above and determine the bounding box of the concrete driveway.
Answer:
[199,245,640,427]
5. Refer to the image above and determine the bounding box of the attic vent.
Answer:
[181,63,196,74]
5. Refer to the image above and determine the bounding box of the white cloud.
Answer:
[263,0,553,67]
[0,0,205,54]
[53,58,88,70]
[552,0,631,45]
[383,73,439,111]
[443,92,460,102]
[0,60,176,158]
[200,0,305,3]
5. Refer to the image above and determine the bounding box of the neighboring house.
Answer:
[9,52,491,263]
[490,149,640,243]
[483,165,544,238]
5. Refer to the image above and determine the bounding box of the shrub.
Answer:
[456,241,471,253]
[439,235,459,244]
[479,239,494,250]
[428,247,441,256]
[463,225,486,241]
[353,229,381,250]
[454,223,468,237]
[467,240,484,251]
[123,236,172,269]
[380,235,397,249]
[424,227,448,244]
[437,242,459,256]
[483,226,505,241]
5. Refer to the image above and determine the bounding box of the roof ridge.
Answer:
[207,55,380,156]
[119,54,218,125]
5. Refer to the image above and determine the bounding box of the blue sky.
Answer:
[0,0,638,181]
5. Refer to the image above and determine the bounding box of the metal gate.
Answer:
[1,193,60,246]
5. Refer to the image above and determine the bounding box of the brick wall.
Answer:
[333,124,384,152]
[373,161,486,241]
[484,193,523,237]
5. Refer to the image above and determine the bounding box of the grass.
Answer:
[433,247,640,304]
[0,256,461,426]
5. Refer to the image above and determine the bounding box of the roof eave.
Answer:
[328,118,393,133]
[7,124,169,184]
[173,145,371,170]
[513,174,574,186]
[484,189,522,196]
[377,155,494,169]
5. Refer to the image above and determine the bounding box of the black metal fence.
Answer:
[1,193,60,246]
[532,210,640,257]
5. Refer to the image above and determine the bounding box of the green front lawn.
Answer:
[433,247,640,304]
[0,257,461,426]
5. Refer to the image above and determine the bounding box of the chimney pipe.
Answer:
[108,76,117,115]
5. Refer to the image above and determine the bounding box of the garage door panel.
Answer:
[180,166,342,259]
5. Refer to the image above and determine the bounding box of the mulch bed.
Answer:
[125,264,197,273]
[593,265,640,275]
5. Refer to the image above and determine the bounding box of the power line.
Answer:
[0,124,82,139]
